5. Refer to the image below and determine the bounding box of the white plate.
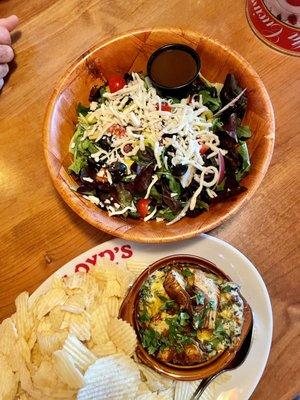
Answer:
[31,234,272,400]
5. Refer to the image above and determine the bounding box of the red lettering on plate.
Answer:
[85,254,98,266]
[121,245,133,259]
[99,249,115,261]
[75,263,90,273]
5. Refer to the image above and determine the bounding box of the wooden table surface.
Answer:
[0,0,299,398]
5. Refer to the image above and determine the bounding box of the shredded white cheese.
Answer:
[145,175,159,200]
[82,177,94,183]
[77,72,230,224]
[167,199,192,225]
[144,207,157,222]
[83,195,100,205]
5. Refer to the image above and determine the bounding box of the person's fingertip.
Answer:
[0,63,9,79]
[8,15,19,31]
[0,45,14,63]
[0,26,11,45]
[0,15,19,32]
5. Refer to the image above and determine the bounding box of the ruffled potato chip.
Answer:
[0,354,18,400]
[77,354,140,400]
[126,260,149,277]
[139,364,173,392]
[90,304,110,345]
[48,306,66,330]
[31,342,43,368]
[63,334,97,372]
[90,341,116,357]
[63,272,88,289]
[32,359,58,389]
[160,387,175,400]
[104,296,120,318]
[69,320,91,341]
[102,279,123,298]
[15,292,34,341]
[53,349,84,389]
[34,288,67,320]
[51,276,66,290]
[0,259,177,399]
[0,317,18,357]
[61,292,90,314]
[137,381,153,396]
[108,318,137,356]
[174,380,199,400]
[37,330,68,355]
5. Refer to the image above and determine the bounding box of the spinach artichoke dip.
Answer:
[137,264,244,366]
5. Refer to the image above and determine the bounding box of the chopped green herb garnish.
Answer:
[193,291,205,305]
[140,329,162,355]
[181,268,193,278]
[138,309,151,323]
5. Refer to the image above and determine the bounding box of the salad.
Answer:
[69,71,251,224]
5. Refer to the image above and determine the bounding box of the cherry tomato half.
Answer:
[108,76,126,93]
[199,144,209,155]
[156,103,171,112]
[108,123,126,138]
[137,199,150,218]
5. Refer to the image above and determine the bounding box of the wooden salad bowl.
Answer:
[119,254,253,380]
[43,28,275,243]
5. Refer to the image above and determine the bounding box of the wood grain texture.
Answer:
[0,0,299,399]
[43,28,275,243]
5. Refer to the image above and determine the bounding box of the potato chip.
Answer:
[126,260,149,277]
[48,306,66,330]
[37,330,68,355]
[19,359,39,395]
[53,349,84,389]
[34,288,67,320]
[136,393,161,400]
[61,292,88,314]
[64,272,88,289]
[32,359,58,389]
[60,311,88,330]
[40,387,77,399]
[51,276,66,289]
[69,320,91,341]
[37,316,52,333]
[137,381,152,396]
[77,354,140,400]
[31,343,43,368]
[18,336,31,364]
[0,354,18,400]
[27,330,37,350]
[138,364,173,392]
[108,318,137,356]
[104,296,120,318]
[31,359,76,399]
[0,259,181,399]
[90,341,116,357]
[93,261,133,290]
[159,387,175,400]
[102,279,123,298]
[15,292,34,341]
[174,380,199,400]
[90,304,110,345]
[16,393,33,400]
[63,334,97,372]
[0,317,18,356]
